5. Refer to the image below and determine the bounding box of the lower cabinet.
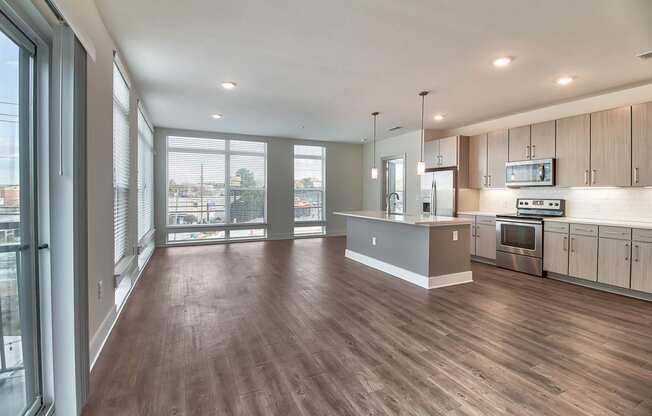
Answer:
[597,238,631,288]
[568,235,598,281]
[476,224,496,260]
[543,231,568,275]
[631,241,652,293]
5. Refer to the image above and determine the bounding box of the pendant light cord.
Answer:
[420,93,425,161]
[372,111,379,169]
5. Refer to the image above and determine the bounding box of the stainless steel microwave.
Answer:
[505,159,555,187]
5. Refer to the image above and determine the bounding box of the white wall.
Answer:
[154,128,363,243]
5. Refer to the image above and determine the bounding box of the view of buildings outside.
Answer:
[0,30,26,415]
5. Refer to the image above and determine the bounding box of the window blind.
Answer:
[167,136,266,233]
[113,63,130,264]
[137,109,154,241]
[294,145,325,223]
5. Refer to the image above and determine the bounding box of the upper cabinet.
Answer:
[530,120,556,160]
[508,125,531,161]
[425,136,464,169]
[469,134,487,189]
[487,129,508,188]
[556,114,591,187]
[424,140,439,169]
[632,102,652,186]
[590,106,631,187]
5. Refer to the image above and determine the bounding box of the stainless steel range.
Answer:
[496,198,565,276]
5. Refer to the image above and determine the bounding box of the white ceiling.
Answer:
[95,0,652,142]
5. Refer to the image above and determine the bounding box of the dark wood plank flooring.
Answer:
[83,237,652,416]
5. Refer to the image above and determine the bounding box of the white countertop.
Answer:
[334,211,473,227]
[458,211,513,217]
[544,217,652,230]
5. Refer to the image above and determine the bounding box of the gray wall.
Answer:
[154,128,364,244]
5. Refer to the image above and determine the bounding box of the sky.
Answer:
[0,30,19,187]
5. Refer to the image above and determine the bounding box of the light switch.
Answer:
[372,237,377,246]
[453,231,458,241]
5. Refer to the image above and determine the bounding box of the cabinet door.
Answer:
[568,235,597,281]
[459,215,476,255]
[508,125,531,161]
[469,134,487,189]
[487,129,508,188]
[424,140,439,169]
[438,136,458,167]
[631,241,652,293]
[476,224,496,260]
[543,232,568,275]
[597,238,631,288]
[590,107,632,187]
[556,114,590,187]
[632,102,652,187]
[531,120,556,159]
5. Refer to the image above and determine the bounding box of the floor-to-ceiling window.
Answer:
[166,136,267,243]
[293,145,326,236]
[137,108,154,268]
[112,62,130,265]
[0,14,41,416]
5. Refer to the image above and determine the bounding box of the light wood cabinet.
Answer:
[597,238,631,288]
[556,114,591,187]
[568,234,597,281]
[631,241,652,293]
[438,136,458,167]
[476,224,496,260]
[590,106,632,187]
[632,102,652,187]
[508,125,531,161]
[424,140,438,169]
[459,215,476,256]
[469,134,487,189]
[530,120,556,159]
[543,231,568,275]
[487,129,508,188]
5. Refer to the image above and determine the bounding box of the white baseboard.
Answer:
[345,249,472,289]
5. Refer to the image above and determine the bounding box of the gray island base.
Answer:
[334,211,474,289]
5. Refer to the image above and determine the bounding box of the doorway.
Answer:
[381,155,405,214]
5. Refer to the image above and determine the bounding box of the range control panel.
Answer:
[516,198,566,216]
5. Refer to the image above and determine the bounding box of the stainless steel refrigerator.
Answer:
[420,168,457,216]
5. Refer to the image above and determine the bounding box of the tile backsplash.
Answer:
[479,188,652,221]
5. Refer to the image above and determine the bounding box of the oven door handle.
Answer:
[496,218,542,225]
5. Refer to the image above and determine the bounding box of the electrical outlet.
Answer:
[97,280,103,300]
[371,237,377,246]
[453,231,458,241]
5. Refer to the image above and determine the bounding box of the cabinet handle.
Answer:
[634,244,639,262]
[634,167,639,184]
[570,237,575,253]
[531,144,536,158]
[591,169,597,185]
[584,170,589,185]
[488,175,492,187]
[525,145,530,159]
[563,236,567,251]
[625,243,629,261]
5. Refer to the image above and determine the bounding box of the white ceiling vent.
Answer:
[637,50,652,60]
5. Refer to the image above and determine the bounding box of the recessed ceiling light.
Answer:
[433,114,446,121]
[556,76,575,86]
[211,113,223,119]
[493,57,513,67]
[221,81,237,90]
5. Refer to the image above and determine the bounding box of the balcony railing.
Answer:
[0,221,23,375]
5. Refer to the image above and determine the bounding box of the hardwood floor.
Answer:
[83,237,652,416]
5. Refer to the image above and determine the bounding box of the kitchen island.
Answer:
[334,211,473,289]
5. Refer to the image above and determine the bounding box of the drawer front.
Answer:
[633,228,652,243]
[458,214,476,224]
[599,226,631,240]
[544,222,569,234]
[476,216,496,226]
[570,224,598,237]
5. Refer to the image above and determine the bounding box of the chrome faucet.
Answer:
[386,192,400,214]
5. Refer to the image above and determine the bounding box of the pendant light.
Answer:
[417,91,429,176]
[371,112,379,179]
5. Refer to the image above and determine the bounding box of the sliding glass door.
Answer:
[0,14,41,416]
